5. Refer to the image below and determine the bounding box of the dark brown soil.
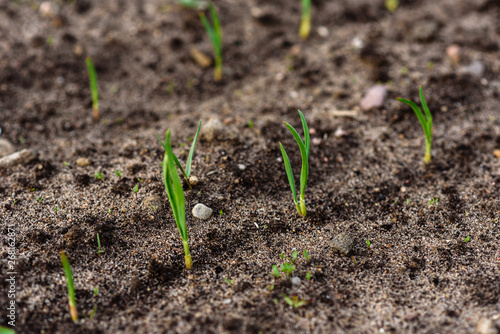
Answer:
[1,0,500,333]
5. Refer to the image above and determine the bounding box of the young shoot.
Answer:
[279,110,310,217]
[177,0,208,10]
[60,251,78,322]
[199,3,222,81]
[397,86,433,164]
[271,264,280,279]
[159,130,192,269]
[158,120,202,189]
[85,57,99,120]
[282,294,308,309]
[299,0,311,40]
[96,234,104,254]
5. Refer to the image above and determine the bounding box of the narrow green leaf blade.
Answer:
[298,110,310,158]
[279,142,298,204]
[185,120,202,177]
[284,122,308,198]
[165,131,187,240]
[209,3,222,56]
[85,57,99,111]
[397,98,428,137]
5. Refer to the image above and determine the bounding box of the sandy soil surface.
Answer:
[1,0,499,333]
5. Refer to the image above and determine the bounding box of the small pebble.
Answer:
[317,26,329,38]
[192,203,213,220]
[360,85,387,111]
[39,1,57,18]
[493,149,500,158]
[461,60,485,77]
[351,37,364,49]
[190,48,211,68]
[188,175,199,186]
[446,44,460,64]
[334,128,347,138]
[331,232,354,256]
[476,318,498,334]
[237,164,246,171]
[76,157,91,167]
[0,149,38,169]
[403,312,419,321]
[0,138,15,158]
[291,277,301,285]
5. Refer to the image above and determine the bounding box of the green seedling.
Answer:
[107,208,111,214]
[158,120,202,189]
[115,169,122,178]
[271,264,280,279]
[85,56,99,120]
[280,262,295,278]
[291,250,298,263]
[305,272,311,280]
[385,0,398,12]
[429,198,438,206]
[219,210,223,216]
[225,278,234,285]
[299,0,311,40]
[397,86,433,164]
[303,249,310,261]
[248,119,254,129]
[366,240,371,247]
[178,0,208,10]
[199,3,222,81]
[60,251,78,322]
[280,252,285,259]
[36,195,43,203]
[279,110,310,217]
[55,205,59,213]
[464,236,470,242]
[282,294,308,309]
[0,327,15,334]
[94,172,103,180]
[132,184,139,193]
[159,130,192,269]
[96,234,104,254]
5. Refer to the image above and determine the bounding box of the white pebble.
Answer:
[192,203,213,220]
[291,277,301,285]
[237,164,246,171]
[317,26,329,38]
[360,85,387,111]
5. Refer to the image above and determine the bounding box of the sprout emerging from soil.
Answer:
[60,251,78,322]
[85,57,99,120]
[299,0,311,40]
[385,0,398,12]
[279,110,310,217]
[397,86,433,164]
[158,120,202,189]
[199,3,222,81]
[159,130,192,269]
[177,0,208,10]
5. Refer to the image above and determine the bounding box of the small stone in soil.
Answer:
[0,149,38,169]
[188,175,199,186]
[460,60,485,77]
[291,277,301,285]
[76,157,91,167]
[360,85,387,111]
[192,203,213,220]
[476,318,498,334]
[331,232,354,255]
